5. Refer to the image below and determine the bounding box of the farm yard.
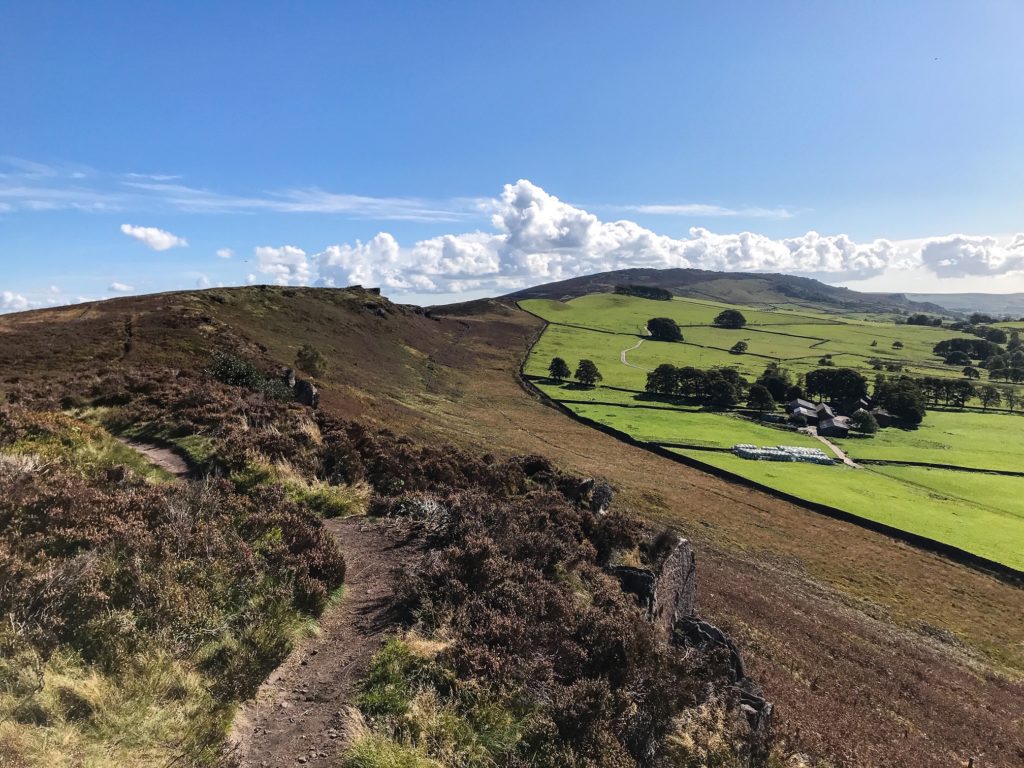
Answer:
[522,293,1024,571]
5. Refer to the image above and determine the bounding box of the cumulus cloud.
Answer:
[0,291,33,313]
[120,223,187,250]
[918,234,1024,278]
[255,245,311,285]
[196,274,211,289]
[109,281,134,292]
[279,180,914,295]
[216,248,234,259]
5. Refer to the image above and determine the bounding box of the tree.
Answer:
[849,409,879,434]
[785,384,804,402]
[804,367,868,402]
[962,366,980,380]
[757,363,793,402]
[980,385,1002,411]
[575,359,602,387]
[1006,390,1019,413]
[730,341,748,355]
[874,377,927,426]
[892,341,904,350]
[706,377,740,409]
[548,356,571,382]
[646,317,683,342]
[296,344,328,377]
[746,384,775,417]
[713,309,747,329]
[645,363,678,395]
[943,350,971,366]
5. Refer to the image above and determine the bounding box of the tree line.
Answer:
[548,357,603,387]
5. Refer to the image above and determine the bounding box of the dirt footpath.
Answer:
[228,517,412,767]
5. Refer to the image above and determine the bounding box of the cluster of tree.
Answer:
[613,284,673,301]
[947,320,1009,345]
[986,348,1024,382]
[804,367,869,403]
[905,313,943,326]
[548,356,602,386]
[933,337,1003,362]
[713,309,747,329]
[730,340,748,354]
[873,376,928,426]
[645,363,748,408]
[912,376,979,408]
[647,316,683,341]
[754,362,799,402]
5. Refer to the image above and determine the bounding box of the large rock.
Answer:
[652,537,697,633]
[282,368,296,388]
[609,537,696,630]
[294,379,319,408]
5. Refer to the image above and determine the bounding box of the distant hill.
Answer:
[505,267,951,315]
[907,292,1024,318]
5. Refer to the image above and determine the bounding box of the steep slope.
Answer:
[1,286,1022,765]
[504,267,951,315]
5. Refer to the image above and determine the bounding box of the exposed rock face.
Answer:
[591,481,614,514]
[283,368,296,388]
[673,616,774,742]
[295,379,319,408]
[652,537,697,633]
[610,532,772,758]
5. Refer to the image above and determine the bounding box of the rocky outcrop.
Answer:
[673,616,774,738]
[652,537,697,633]
[280,368,319,408]
[295,379,319,408]
[610,532,773,755]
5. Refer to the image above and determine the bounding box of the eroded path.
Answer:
[229,517,412,767]
[115,436,192,478]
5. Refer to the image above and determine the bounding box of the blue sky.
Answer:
[2,1,1023,311]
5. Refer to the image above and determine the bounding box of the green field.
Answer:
[522,293,1024,570]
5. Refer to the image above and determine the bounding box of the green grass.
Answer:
[669,449,1024,570]
[523,293,1024,570]
[835,410,1024,472]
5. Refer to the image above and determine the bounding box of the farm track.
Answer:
[619,337,647,369]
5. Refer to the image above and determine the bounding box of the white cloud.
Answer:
[255,245,311,285]
[120,223,187,251]
[293,180,909,295]
[917,234,1024,278]
[216,248,234,259]
[196,274,211,289]
[0,291,33,313]
[109,281,134,292]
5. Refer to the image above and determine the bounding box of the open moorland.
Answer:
[0,286,1022,767]
[522,293,1024,571]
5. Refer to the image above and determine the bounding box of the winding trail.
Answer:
[228,517,413,767]
[620,336,649,370]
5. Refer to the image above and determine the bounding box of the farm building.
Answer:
[818,417,850,438]
[871,408,893,427]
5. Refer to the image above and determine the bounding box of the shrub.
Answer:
[296,344,328,377]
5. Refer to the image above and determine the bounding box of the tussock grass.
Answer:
[0,639,227,768]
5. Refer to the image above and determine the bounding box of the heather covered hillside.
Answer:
[0,286,1022,767]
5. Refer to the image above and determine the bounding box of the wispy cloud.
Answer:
[0,157,485,222]
[109,281,134,292]
[622,203,798,219]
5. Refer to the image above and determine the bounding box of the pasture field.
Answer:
[836,410,1024,472]
[669,449,1024,570]
[522,293,1024,570]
